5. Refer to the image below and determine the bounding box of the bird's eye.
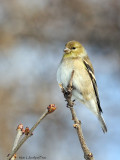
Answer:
[72,47,76,49]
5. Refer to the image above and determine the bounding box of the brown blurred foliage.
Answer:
[0,0,120,49]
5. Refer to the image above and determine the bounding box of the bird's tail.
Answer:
[98,114,107,133]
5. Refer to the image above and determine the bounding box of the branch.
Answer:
[12,124,24,152]
[7,104,56,160]
[61,70,95,160]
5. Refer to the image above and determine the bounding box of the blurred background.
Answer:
[0,0,120,160]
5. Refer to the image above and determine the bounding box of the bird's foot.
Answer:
[66,100,75,108]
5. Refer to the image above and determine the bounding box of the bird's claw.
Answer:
[66,100,74,108]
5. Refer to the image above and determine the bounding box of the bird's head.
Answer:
[63,40,87,58]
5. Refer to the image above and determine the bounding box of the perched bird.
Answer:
[57,40,107,133]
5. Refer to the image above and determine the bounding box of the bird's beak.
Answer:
[64,48,71,53]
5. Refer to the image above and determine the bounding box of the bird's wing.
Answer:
[83,56,103,113]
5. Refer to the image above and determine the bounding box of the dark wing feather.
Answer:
[83,58,103,113]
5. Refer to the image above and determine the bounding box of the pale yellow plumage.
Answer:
[57,40,107,133]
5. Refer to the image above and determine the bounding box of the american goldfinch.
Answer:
[57,40,107,133]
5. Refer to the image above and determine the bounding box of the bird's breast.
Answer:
[57,59,74,89]
[57,58,93,97]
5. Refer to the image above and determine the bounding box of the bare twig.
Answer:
[12,124,24,152]
[9,124,24,160]
[61,70,95,160]
[7,104,56,160]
